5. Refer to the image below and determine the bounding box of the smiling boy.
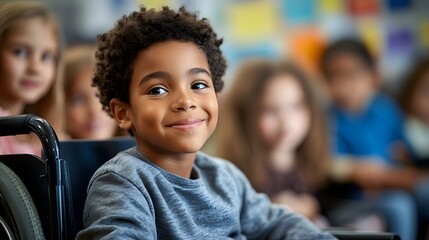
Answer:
[76,6,336,239]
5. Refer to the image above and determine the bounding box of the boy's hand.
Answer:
[351,160,420,190]
[382,167,419,190]
[350,160,389,189]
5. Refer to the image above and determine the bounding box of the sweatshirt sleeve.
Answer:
[76,171,156,240]
[227,163,337,240]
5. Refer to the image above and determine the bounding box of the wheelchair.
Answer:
[0,114,400,240]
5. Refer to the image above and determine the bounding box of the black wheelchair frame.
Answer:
[0,114,400,240]
[0,114,66,239]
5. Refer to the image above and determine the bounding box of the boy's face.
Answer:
[324,52,377,112]
[112,41,218,156]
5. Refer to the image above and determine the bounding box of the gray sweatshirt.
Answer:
[76,147,336,240]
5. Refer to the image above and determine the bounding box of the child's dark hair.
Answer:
[93,6,227,114]
[320,38,375,76]
[399,57,429,115]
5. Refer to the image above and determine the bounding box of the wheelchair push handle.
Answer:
[0,114,61,160]
[0,114,34,136]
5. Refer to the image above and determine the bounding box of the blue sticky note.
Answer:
[281,0,316,25]
[387,0,412,11]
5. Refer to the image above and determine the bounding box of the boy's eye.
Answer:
[147,87,168,95]
[191,82,208,90]
[13,48,28,58]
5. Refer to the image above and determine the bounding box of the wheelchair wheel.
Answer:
[0,162,45,240]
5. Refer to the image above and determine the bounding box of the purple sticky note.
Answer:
[387,28,415,54]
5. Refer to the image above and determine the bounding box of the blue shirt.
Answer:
[330,93,407,165]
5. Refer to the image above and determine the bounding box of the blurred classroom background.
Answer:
[3,1,428,238]
[41,0,429,94]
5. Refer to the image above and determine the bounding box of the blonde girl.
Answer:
[0,1,64,155]
[63,45,121,139]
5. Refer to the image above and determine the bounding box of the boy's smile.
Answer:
[110,40,218,175]
[165,118,205,131]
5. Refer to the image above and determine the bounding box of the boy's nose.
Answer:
[171,94,196,112]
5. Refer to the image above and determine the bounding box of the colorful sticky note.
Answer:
[227,1,279,45]
[387,28,415,54]
[286,28,326,77]
[387,0,412,11]
[223,42,281,78]
[282,0,316,25]
[225,42,280,65]
[347,0,380,16]
[357,19,383,56]
[318,0,344,15]
[138,0,171,10]
[420,21,429,48]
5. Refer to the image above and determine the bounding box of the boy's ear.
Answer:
[110,98,132,130]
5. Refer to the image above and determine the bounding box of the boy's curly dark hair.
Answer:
[93,6,227,114]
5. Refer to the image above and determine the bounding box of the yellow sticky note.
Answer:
[318,0,343,14]
[138,0,171,10]
[420,21,429,48]
[357,19,382,56]
[228,1,278,45]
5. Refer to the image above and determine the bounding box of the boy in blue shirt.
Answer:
[321,38,409,167]
[320,38,427,240]
[76,6,335,239]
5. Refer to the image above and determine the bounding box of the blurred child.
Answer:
[216,59,330,224]
[216,59,385,231]
[0,1,64,155]
[76,6,336,239]
[399,58,429,236]
[320,38,427,240]
[400,58,429,163]
[63,45,121,139]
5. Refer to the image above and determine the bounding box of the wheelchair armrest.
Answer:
[328,230,400,240]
